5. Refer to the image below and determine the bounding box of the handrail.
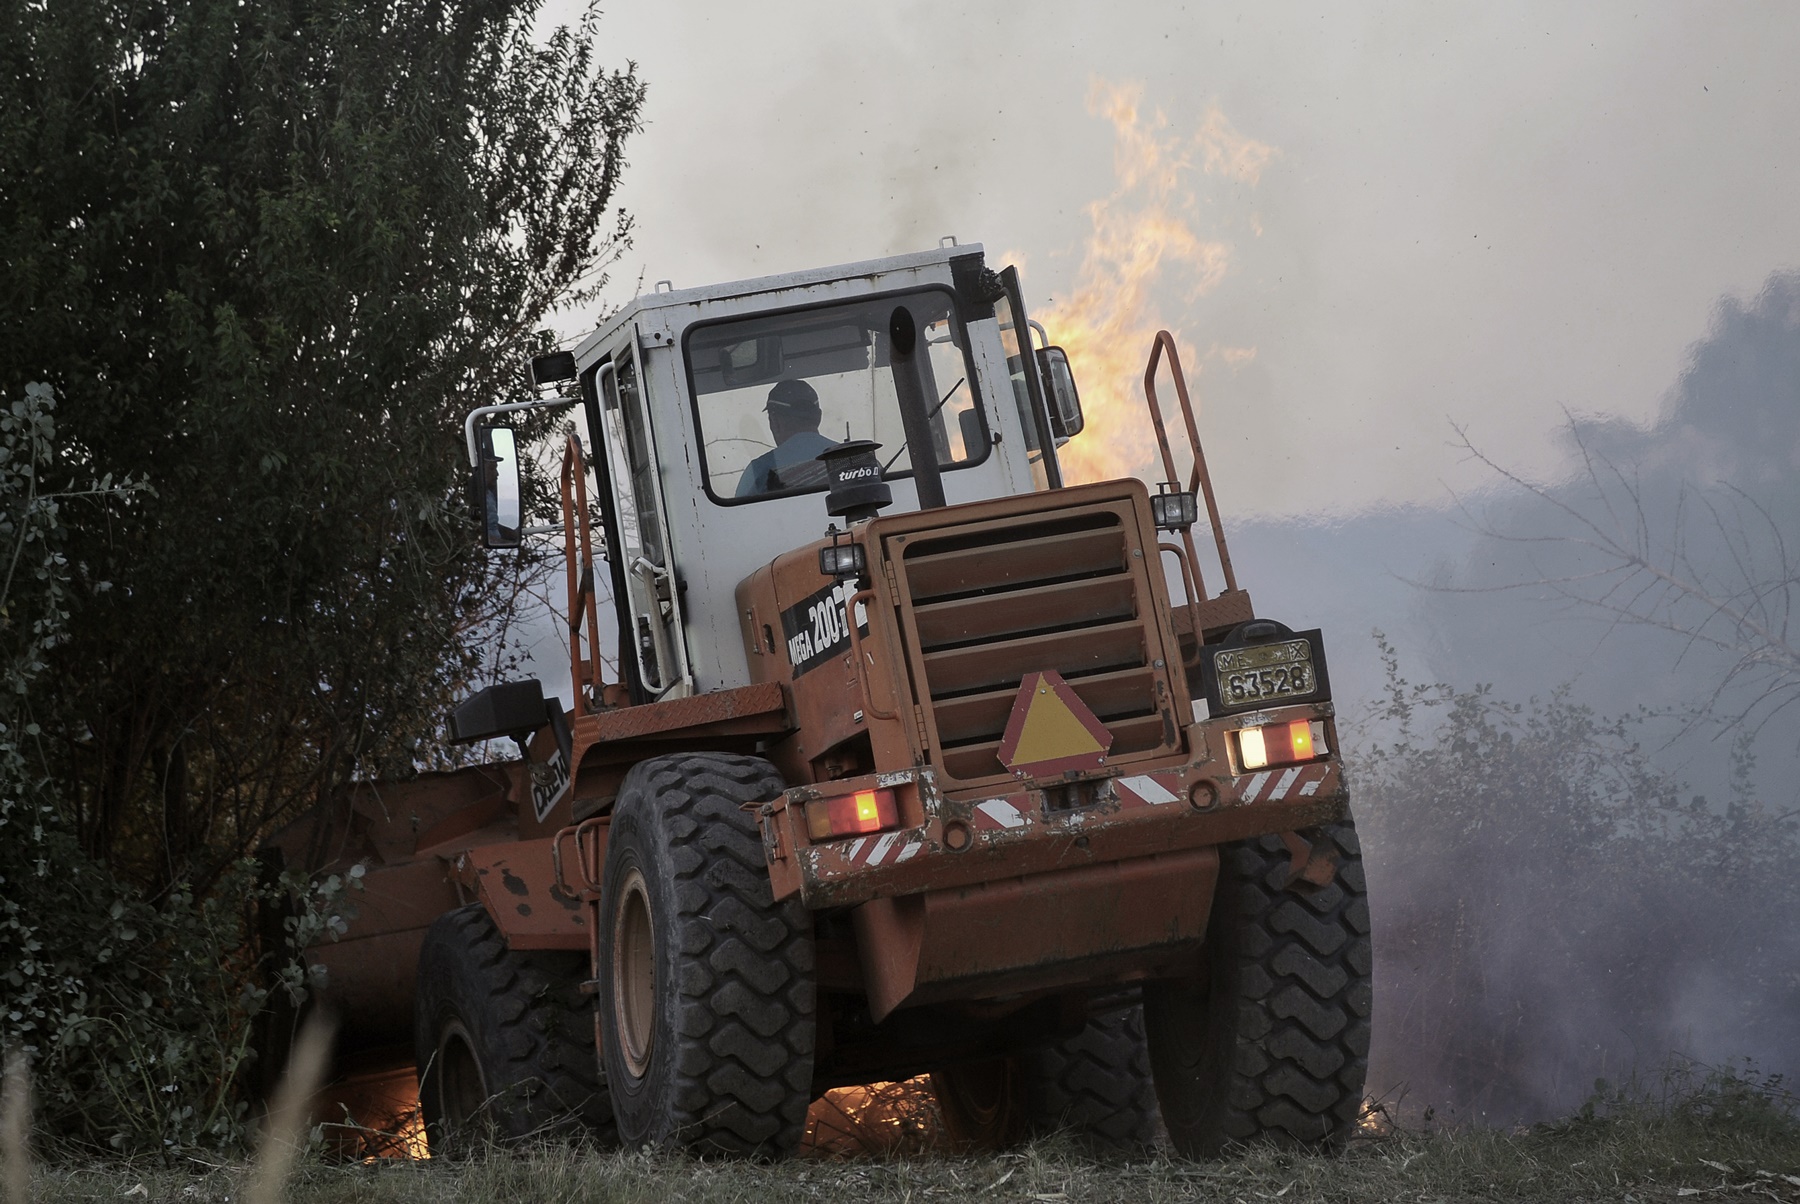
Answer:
[845,588,898,721]
[462,395,579,467]
[1142,332,1240,610]
[551,815,608,898]
[561,431,608,716]
[556,363,616,716]
[1158,541,1202,634]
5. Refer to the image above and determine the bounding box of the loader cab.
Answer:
[563,245,1079,702]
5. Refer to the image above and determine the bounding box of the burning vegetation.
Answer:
[313,1067,429,1161]
[802,1078,942,1158]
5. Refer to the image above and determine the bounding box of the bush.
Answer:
[1353,637,1800,1122]
[1568,1058,1800,1144]
[1,383,346,1156]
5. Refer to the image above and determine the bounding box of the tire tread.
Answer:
[1147,819,1372,1156]
[414,903,614,1151]
[1024,1006,1161,1147]
[606,753,814,1157]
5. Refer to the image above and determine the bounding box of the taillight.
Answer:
[1235,720,1328,771]
[805,788,899,841]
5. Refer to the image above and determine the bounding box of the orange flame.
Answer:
[1039,80,1275,485]
[802,1076,940,1157]
[317,1068,431,1160]
[389,1106,430,1160]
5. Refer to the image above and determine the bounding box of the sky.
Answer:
[542,1,1800,521]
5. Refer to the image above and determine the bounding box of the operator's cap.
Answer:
[764,378,820,415]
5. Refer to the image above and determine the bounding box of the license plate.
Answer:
[1213,639,1318,707]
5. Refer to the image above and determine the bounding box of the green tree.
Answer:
[0,0,644,891]
[2,381,347,1154]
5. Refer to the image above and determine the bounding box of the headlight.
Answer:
[818,541,867,581]
[1150,487,1199,531]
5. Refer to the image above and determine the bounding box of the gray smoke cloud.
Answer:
[1232,271,1800,1120]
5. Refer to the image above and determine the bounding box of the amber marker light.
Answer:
[1234,720,1329,772]
[805,788,899,841]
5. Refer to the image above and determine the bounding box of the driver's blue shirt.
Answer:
[734,431,838,497]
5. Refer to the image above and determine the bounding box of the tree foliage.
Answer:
[0,0,644,892]
[2,382,355,1155]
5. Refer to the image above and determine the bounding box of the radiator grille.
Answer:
[892,506,1177,785]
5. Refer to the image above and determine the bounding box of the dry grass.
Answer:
[7,1107,1798,1204]
[4,1059,1796,1203]
[242,1018,332,1204]
[3,1051,29,1204]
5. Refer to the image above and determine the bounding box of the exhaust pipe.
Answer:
[888,304,948,511]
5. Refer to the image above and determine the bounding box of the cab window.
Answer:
[685,289,988,503]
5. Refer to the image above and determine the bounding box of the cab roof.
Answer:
[574,242,984,362]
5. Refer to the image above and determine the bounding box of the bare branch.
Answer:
[1440,416,1800,744]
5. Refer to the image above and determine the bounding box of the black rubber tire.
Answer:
[1024,1004,1161,1147]
[1144,817,1372,1157]
[413,903,615,1154]
[932,1006,1160,1150]
[597,753,815,1157]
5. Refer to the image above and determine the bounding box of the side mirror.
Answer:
[1036,346,1085,440]
[472,425,522,548]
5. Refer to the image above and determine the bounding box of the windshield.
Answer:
[685,289,987,503]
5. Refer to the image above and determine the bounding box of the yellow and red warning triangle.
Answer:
[997,670,1114,778]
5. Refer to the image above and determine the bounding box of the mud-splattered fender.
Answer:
[451,838,589,951]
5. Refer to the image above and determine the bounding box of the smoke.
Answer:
[1260,270,1800,1122]
[1350,664,1800,1122]
[1428,269,1800,783]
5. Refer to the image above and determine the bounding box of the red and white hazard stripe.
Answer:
[1234,762,1333,804]
[841,831,927,867]
[970,798,1030,831]
[1114,773,1184,809]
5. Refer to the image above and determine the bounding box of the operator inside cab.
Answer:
[734,378,839,497]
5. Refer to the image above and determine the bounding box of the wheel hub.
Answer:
[436,1020,489,1133]
[612,865,657,1079]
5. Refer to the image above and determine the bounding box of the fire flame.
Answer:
[388,1106,430,1160]
[328,1072,937,1160]
[317,1069,431,1160]
[1039,79,1276,486]
[802,1076,941,1157]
